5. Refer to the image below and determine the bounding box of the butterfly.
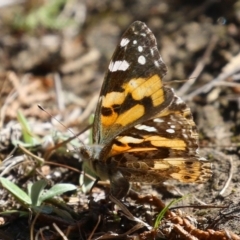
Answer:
[80,21,212,198]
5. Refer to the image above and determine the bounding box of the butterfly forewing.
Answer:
[93,21,174,145]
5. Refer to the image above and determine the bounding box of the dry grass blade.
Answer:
[87,215,101,240]
[109,195,152,231]
[183,52,240,101]
[178,34,218,96]
[219,157,233,197]
[53,223,68,240]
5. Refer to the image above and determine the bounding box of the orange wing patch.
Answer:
[108,134,186,157]
[101,74,165,129]
[143,135,186,150]
[123,74,164,105]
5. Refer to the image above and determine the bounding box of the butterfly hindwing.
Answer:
[106,94,211,184]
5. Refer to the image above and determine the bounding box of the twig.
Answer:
[95,223,145,239]
[34,226,49,240]
[87,215,101,240]
[109,195,152,230]
[0,155,24,177]
[183,52,240,101]
[0,0,25,8]
[213,81,240,88]
[74,95,99,124]
[219,157,233,197]
[60,49,100,73]
[178,34,218,96]
[53,223,68,240]
[54,72,65,111]
[0,73,18,128]
[18,144,44,165]
[30,211,40,240]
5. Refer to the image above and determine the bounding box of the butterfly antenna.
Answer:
[38,105,92,159]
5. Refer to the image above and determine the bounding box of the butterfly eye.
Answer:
[79,146,91,160]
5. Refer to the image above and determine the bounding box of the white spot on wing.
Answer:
[154,60,160,67]
[170,125,176,128]
[138,55,146,65]
[120,38,130,47]
[133,40,137,44]
[170,116,177,121]
[166,129,175,134]
[109,60,130,72]
[176,96,184,104]
[118,136,143,144]
[150,49,154,56]
[135,124,157,132]
[154,118,164,123]
[138,46,143,52]
[183,134,188,139]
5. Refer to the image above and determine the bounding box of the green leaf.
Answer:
[39,183,76,202]
[13,0,71,31]
[17,110,40,145]
[80,115,96,193]
[32,205,53,214]
[30,180,48,206]
[80,163,96,194]
[154,195,190,228]
[27,182,32,196]
[0,210,29,217]
[52,207,74,220]
[0,177,31,205]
